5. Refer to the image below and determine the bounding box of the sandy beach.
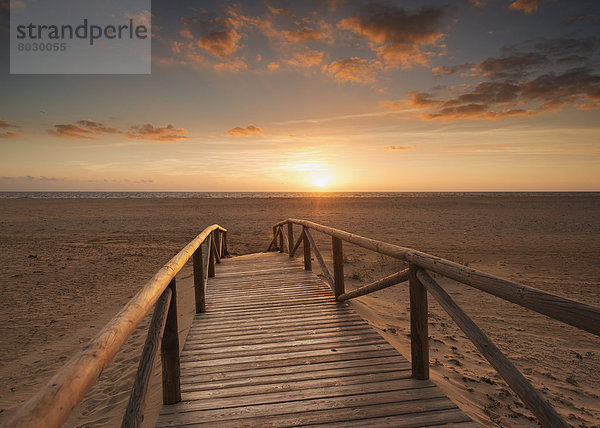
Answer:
[0,195,599,427]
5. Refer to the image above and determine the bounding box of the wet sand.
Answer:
[0,195,599,426]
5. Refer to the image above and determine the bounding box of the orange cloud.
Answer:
[281,25,329,44]
[284,50,325,68]
[49,120,119,139]
[214,58,248,72]
[128,124,188,142]
[338,4,449,68]
[0,118,19,138]
[509,0,551,14]
[227,124,264,137]
[323,57,377,84]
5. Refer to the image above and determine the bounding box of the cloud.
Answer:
[410,35,600,120]
[533,37,596,58]
[49,120,119,139]
[1,175,62,181]
[508,0,552,14]
[432,63,473,77]
[214,58,248,71]
[519,68,600,110]
[323,57,377,84]
[384,145,412,151]
[397,67,599,120]
[227,124,264,137]
[128,124,189,142]
[563,15,595,26]
[284,50,325,68]
[338,4,449,68]
[281,25,329,44]
[474,51,550,79]
[0,119,19,138]
[197,30,242,59]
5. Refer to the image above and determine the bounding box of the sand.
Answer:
[0,195,599,427]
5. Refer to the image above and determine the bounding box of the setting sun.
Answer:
[310,173,332,188]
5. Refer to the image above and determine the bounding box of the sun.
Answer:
[310,172,332,188]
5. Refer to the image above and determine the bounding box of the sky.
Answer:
[0,0,599,192]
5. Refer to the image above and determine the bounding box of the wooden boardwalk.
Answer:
[156,252,474,427]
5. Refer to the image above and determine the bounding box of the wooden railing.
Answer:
[268,218,600,428]
[6,225,228,428]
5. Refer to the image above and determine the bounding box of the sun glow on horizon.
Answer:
[310,172,332,188]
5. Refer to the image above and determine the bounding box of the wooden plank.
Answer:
[184,325,377,347]
[179,340,394,363]
[157,388,446,426]
[179,356,408,383]
[157,252,472,428]
[161,378,439,414]
[311,408,474,428]
[178,401,468,428]
[180,361,409,390]
[181,370,413,400]
[188,311,362,329]
[187,320,368,340]
[180,348,401,373]
[181,334,385,357]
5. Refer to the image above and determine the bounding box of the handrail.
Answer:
[270,218,600,428]
[275,218,600,336]
[7,224,227,428]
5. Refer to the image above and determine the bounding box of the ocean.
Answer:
[0,191,597,199]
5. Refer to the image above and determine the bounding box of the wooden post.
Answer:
[214,231,222,262]
[304,228,334,287]
[332,237,345,299]
[409,263,429,380]
[278,226,284,253]
[212,233,221,264]
[122,288,172,428]
[208,235,215,278]
[222,231,228,256]
[303,228,311,271]
[287,222,294,257]
[192,245,205,313]
[161,278,181,404]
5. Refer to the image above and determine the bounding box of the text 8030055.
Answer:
[17,42,67,52]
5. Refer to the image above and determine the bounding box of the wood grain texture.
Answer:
[409,263,429,380]
[304,228,334,287]
[192,246,205,313]
[156,252,471,427]
[122,288,172,428]
[417,269,567,428]
[6,224,226,428]
[338,269,409,301]
[161,279,181,405]
[278,218,600,337]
